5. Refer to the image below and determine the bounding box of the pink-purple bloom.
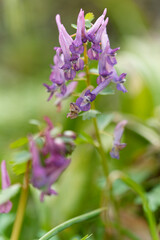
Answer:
[44,8,127,117]
[110,120,127,159]
[0,160,12,213]
[29,117,76,201]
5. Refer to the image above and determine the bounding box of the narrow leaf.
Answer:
[81,234,92,240]
[71,24,77,30]
[39,208,105,240]
[0,184,21,205]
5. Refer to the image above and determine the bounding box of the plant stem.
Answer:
[83,43,90,86]
[83,43,122,236]
[10,161,30,240]
[83,42,109,177]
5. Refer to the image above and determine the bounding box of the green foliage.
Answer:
[80,110,101,120]
[0,213,15,235]
[80,234,92,240]
[85,12,94,28]
[71,12,94,30]
[29,119,42,128]
[147,185,160,211]
[99,86,115,96]
[10,137,28,149]
[71,24,77,30]
[10,150,31,175]
[97,113,113,131]
[39,209,104,240]
[75,132,95,145]
[136,184,160,212]
[0,184,21,205]
[84,13,94,22]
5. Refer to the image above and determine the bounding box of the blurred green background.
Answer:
[0,0,160,239]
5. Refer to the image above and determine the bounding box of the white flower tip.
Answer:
[103,8,107,16]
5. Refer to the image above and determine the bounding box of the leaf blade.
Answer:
[39,208,105,240]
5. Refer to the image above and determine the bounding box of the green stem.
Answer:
[83,42,109,177]
[83,43,90,86]
[83,43,121,236]
[10,161,30,240]
[109,171,159,240]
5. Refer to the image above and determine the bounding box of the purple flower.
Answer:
[49,48,66,85]
[29,136,48,191]
[0,161,12,213]
[76,89,96,111]
[67,77,112,118]
[29,118,76,201]
[97,27,127,92]
[88,17,109,60]
[110,120,127,159]
[43,83,58,101]
[69,9,85,54]
[55,81,78,108]
[56,14,84,80]
[87,9,107,42]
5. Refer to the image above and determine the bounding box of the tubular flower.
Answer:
[29,117,76,201]
[0,160,12,213]
[110,120,127,159]
[44,8,127,115]
[97,28,127,92]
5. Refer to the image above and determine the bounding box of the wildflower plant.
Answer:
[0,8,159,240]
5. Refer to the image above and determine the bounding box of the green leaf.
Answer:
[11,150,31,175]
[71,24,77,30]
[39,208,105,240]
[0,214,15,234]
[29,119,42,129]
[85,20,92,29]
[99,86,115,95]
[113,170,151,196]
[110,171,159,240]
[136,184,160,212]
[75,132,95,145]
[0,184,21,205]
[147,185,160,211]
[81,234,92,240]
[97,113,113,131]
[123,115,160,146]
[85,13,94,22]
[80,110,101,120]
[10,137,28,149]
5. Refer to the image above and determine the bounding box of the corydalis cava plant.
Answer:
[29,117,76,201]
[44,8,127,118]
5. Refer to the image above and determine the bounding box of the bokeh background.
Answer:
[0,0,160,239]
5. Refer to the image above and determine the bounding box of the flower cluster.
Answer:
[29,117,76,201]
[0,160,12,213]
[44,8,127,118]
